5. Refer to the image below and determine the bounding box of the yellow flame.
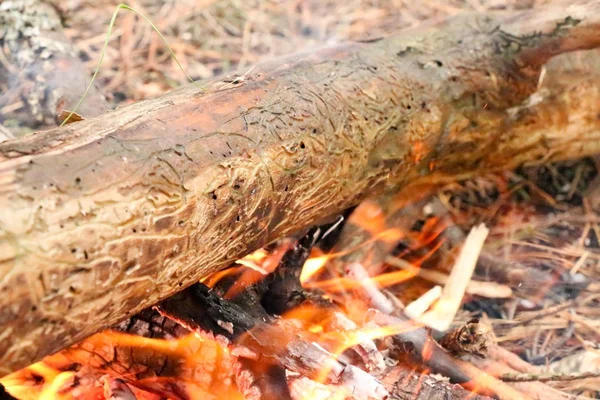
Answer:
[1,362,78,400]
[328,321,422,357]
[300,255,331,283]
[39,371,75,400]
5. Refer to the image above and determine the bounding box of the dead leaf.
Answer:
[58,110,85,124]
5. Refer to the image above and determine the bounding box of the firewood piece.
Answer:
[419,224,489,332]
[289,370,479,400]
[156,283,261,341]
[345,262,397,314]
[276,338,388,400]
[0,0,109,131]
[323,311,386,374]
[404,285,442,319]
[288,377,340,400]
[382,365,493,400]
[112,308,190,340]
[2,2,600,374]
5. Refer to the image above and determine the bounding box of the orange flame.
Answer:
[1,332,241,400]
[224,243,292,299]
[304,268,416,292]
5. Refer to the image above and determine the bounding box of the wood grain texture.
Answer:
[1,1,600,375]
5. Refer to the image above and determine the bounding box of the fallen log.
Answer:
[1,1,600,375]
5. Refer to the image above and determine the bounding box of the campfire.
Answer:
[2,165,600,399]
[1,0,600,399]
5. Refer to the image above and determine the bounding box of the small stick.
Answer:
[281,340,389,400]
[468,356,570,400]
[500,371,600,383]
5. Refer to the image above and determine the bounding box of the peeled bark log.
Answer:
[1,2,600,375]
